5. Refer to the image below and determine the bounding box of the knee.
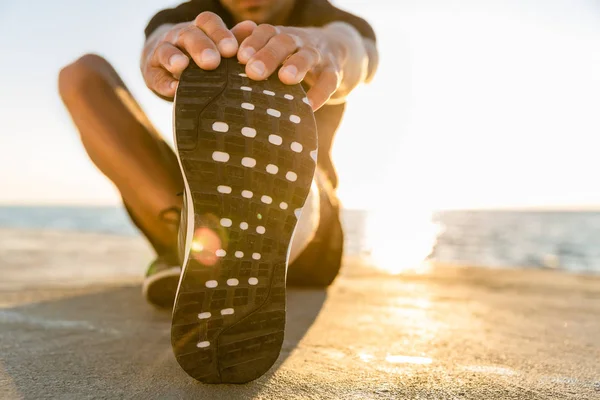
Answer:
[58,53,111,102]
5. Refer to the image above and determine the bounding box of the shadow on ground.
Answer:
[0,286,327,399]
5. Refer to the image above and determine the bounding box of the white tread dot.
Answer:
[217,185,232,194]
[205,280,218,288]
[212,151,230,162]
[256,226,266,234]
[303,97,310,105]
[266,164,279,174]
[284,94,294,100]
[241,127,257,138]
[252,253,261,260]
[279,202,288,210]
[240,86,252,91]
[294,209,302,219]
[241,157,256,168]
[289,115,301,124]
[261,195,273,204]
[197,341,210,348]
[267,108,281,117]
[248,277,259,285]
[220,218,232,227]
[198,312,211,319]
[216,249,226,257]
[242,102,255,110]
[239,73,247,77]
[221,308,235,315]
[286,171,298,182]
[290,142,303,153]
[310,150,318,161]
[268,134,283,145]
[212,122,229,132]
[263,90,275,96]
[241,190,253,198]
[240,222,249,230]
[227,278,239,286]
[235,251,244,258]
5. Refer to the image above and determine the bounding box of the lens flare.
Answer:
[190,227,222,266]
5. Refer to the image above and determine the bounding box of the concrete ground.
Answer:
[1,228,599,399]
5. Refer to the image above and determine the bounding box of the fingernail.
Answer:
[170,81,178,90]
[200,49,219,65]
[168,54,188,68]
[219,38,237,55]
[280,65,298,81]
[248,60,265,77]
[239,47,256,62]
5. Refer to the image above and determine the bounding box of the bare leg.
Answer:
[58,54,183,259]
[289,179,320,263]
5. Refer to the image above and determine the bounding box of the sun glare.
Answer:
[366,208,440,274]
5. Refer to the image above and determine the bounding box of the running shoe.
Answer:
[171,57,317,383]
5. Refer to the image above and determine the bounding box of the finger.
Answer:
[237,24,279,64]
[194,11,238,57]
[177,26,221,70]
[305,66,341,110]
[145,66,178,98]
[231,20,257,43]
[278,46,320,85]
[245,33,300,80]
[152,42,189,79]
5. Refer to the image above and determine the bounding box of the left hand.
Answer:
[236,24,346,110]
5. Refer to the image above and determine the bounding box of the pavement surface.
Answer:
[1,228,599,399]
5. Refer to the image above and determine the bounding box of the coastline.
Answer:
[1,229,599,398]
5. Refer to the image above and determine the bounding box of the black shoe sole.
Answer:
[171,58,317,384]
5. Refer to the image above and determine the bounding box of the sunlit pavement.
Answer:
[1,229,599,399]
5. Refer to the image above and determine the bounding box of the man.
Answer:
[59,0,378,383]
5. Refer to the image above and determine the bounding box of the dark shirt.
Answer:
[145,0,376,188]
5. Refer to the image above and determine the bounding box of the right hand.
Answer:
[141,12,256,98]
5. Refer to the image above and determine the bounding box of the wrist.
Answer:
[321,22,367,103]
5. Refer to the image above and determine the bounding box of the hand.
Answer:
[141,12,256,98]
[237,24,347,110]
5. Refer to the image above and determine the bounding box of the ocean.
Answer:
[0,206,598,274]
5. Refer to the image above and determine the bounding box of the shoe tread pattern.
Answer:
[172,58,317,384]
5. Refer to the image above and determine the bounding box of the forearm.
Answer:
[322,22,379,104]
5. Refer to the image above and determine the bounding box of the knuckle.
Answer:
[256,23,276,35]
[303,45,319,57]
[261,45,280,62]
[302,46,320,63]
[288,33,304,48]
[155,41,169,55]
[164,27,181,43]
[178,25,197,41]
[154,73,172,88]
[274,33,296,48]
[288,53,308,68]
[211,26,231,40]
[195,11,218,26]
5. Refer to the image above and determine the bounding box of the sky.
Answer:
[1,0,600,210]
